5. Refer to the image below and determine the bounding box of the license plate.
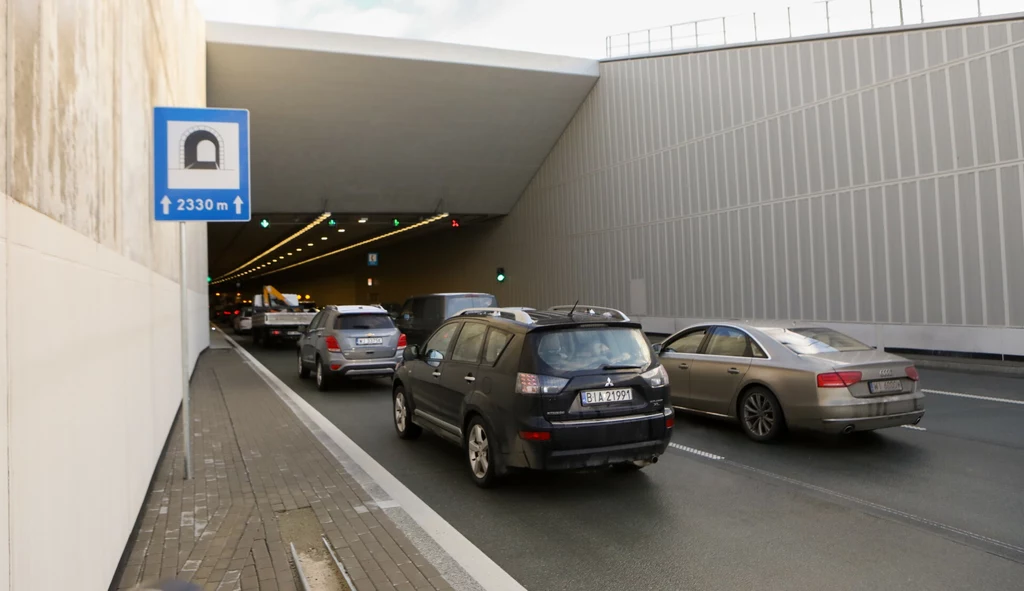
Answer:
[357,337,384,346]
[869,379,903,394]
[580,388,633,405]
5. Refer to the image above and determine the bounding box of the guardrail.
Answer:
[605,0,1021,58]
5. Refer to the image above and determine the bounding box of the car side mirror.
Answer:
[651,343,663,355]
[426,349,444,367]
[403,345,419,361]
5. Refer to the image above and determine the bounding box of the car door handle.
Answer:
[464,375,476,383]
[727,368,740,374]
[678,363,689,370]
[432,371,441,378]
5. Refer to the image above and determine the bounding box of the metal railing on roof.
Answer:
[547,305,631,322]
[458,307,537,324]
[605,0,1021,58]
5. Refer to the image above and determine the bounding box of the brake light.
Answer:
[666,416,675,429]
[398,333,407,348]
[515,373,569,395]
[817,371,862,388]
[271,330,281,336]
[905,366,920,381]
[234,310,240,315]
[325,336,341,353]
[519,431,551,441]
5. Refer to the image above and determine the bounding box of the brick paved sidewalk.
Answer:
[113,340,453,591]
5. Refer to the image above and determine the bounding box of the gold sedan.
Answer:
[654,322,925,442]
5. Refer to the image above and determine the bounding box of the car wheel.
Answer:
[297,352,310,379]
[315,357,331,391]
[739,387,786,443]
[393,387,421,440]
[465,416,498,488]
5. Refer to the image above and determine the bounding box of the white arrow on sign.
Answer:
[233,196,243,215]
[161,196,171,215]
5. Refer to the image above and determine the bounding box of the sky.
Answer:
[195,0,800,58]
[193,0,1017,58]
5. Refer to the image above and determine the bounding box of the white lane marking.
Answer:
[668,442,724,460]
[923,388,1024,406]
[901,425,927,431]
[721,457,1024,557]
[221,333,524,591]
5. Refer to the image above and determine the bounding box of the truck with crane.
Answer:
[251,285,318,346]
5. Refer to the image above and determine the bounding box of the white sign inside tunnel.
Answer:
[166,120,240,190]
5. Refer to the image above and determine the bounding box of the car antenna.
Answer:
[568,299,579,318]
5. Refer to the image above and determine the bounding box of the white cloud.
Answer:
[194,0,879,58]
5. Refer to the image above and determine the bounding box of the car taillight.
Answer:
[519,431,551,441]
[325,336,341,353]
[398,333,407,348]
[905,366,920,381]
[817,371,862,388]
[515,373,569,395]
[666,416,675,429]
[234,310,240,315]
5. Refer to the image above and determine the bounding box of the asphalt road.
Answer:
[234,333,1024,591]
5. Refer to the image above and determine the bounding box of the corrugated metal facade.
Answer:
[494,18,1024,336]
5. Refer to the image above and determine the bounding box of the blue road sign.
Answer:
[368,253,379,267]
[153,107,251,222]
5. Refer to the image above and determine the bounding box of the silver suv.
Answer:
[297,305,406,390]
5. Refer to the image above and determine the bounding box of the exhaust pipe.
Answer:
[651,456,658,464]
[914,417,922,425]
[842,425,855,434]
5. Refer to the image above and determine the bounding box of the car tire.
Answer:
[393,387,421,440]
[315,357,331,391]
[297,352,310,379]
[465,416,498,488]
[738,387,786,443]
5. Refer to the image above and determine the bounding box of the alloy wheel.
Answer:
[743,392,774,437]
[395,392,407,433]
[467,424,489,479]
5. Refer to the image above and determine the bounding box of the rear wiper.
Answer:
[602,364,643,371]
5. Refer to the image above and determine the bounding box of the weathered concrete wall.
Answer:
[2,1,208,590]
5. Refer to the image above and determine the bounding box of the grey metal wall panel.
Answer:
[1002,166,1024,327]
[958,173,985,326]
[457,18,1024,337]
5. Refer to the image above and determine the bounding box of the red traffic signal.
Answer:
[451,219,461,228]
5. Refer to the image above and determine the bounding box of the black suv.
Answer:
[394,293,498,347]
[391,305,674,487]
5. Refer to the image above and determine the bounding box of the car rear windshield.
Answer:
[335,314,394,330]
[531,327,651,374]
[445,295,497,317]
[762,327,872,354]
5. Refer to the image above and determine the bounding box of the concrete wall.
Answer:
[359,17,1024,356]
[1,1,208,590]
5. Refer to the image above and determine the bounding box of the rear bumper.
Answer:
[326,354,402,377]
[795,391,926,433]
[504,409,673,471]
[258,326,306,340]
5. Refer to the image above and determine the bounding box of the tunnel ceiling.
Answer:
[205,22,600,217]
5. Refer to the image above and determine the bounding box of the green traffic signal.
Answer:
[259,219,270,228]
[392,218,400,227]
[496,267,506,283]
[206,276,212,283]
[328,219,337,227]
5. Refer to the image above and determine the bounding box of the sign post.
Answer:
[154,106,251,480]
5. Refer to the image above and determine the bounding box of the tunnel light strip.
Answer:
[213,212,332,283]
[253,213,449,279]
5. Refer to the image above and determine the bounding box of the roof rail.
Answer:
[547,305,631,321]
[457,307,536,324]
